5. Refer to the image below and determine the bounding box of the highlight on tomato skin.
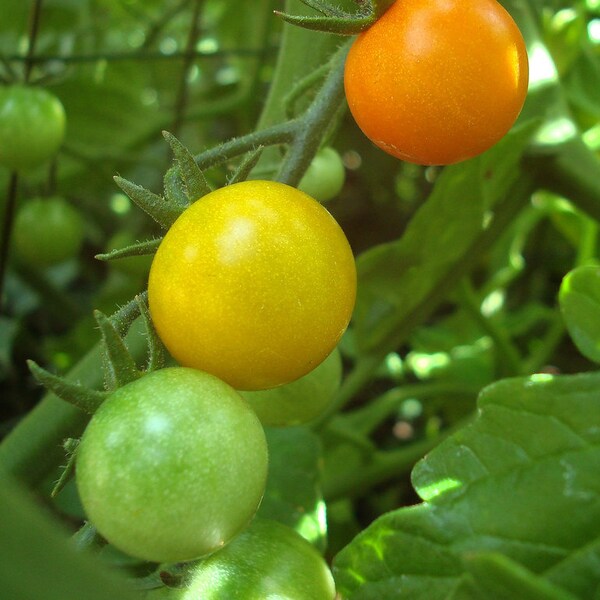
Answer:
[343,0,530,166]
[147,180,357,391]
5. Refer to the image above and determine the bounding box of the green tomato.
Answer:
[13,197,84,267]
[145,519,336,600]
[75,368,269,563]
[240,347,342,426]
[0,85,66,171]
[298,147,345,202]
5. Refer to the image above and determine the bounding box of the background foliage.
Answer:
[1,0,600,598]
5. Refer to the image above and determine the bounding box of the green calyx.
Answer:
[275,0,396,35]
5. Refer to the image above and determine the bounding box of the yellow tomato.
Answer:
[148,180,356,390]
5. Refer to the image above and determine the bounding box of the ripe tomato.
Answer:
[0,85,66,171]
[75,368,268,563]
[144,519,336,600]
[148,180,356,391]
[13,197,84,267]
[240,347,342,426]
[298,147,346,202]
[344,0,529,165]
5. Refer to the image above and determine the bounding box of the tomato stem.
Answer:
[171,0,204,137]
[457,278,524,378]
[322,415,473,502]
[0,172,19,310]
[276,41,350,187]
[23,1,43,80]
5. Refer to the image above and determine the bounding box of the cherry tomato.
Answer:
[75,368,269,563]
[298,147,346,202]
[240,347,342,426]
[145,519,336,600]
[344,0,529,165]
[0,85,66,171]
[148,180,356,391]
[13,197,84,267]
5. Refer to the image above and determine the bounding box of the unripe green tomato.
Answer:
[0,85,66,171]
[75,368,269,563]
[240,347,342,426]
[13,197,84,267]
[145,519,336,600]
[298,147,346,202]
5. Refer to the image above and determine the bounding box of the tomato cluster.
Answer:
[344,0,529,165]
[75,178,353,594]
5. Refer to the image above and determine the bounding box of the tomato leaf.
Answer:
[352,123,537,358]
[227,146,264,185]
[258,426,327,553]
[114,176,181,229]
[460,553,580,600]
[0,471,139,600]
[95,237,161,262]
[94,310,142,390]
[163,166,191,210]
[333,372,600,599]
[27,360,108,415]
[162,131,211,202]
[274,11,373,35]
[559,265,600,363]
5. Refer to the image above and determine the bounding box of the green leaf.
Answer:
[333,372,600,599]
[296,0,348,17]
[227,147,264,185]
[565,48,600,122]
[274,11,372,35]
[353,123,537,357]
[114,176,181,229]
[257,427,327,552]
[95,237,161,262]
[163,166,191,210]
[559,265,600,363]
[136,295,166,372]
[162,131,211,202]
[460,552,580,600]
[27,360,108,415]
[0,470,139,600]
[95,310,142,390]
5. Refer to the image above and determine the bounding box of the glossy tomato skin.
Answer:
[0,85,66,171]
[148,180,356,391]
[144,519,336,600]
[298,147,346,202]
[344,0,529,165]
[13,197,84,267]
[75,368,268,563]
[240,346,342,426]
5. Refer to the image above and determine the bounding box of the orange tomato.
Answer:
[344,0,529,166]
